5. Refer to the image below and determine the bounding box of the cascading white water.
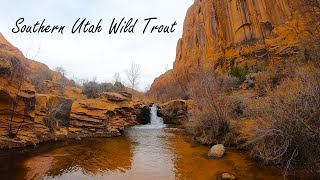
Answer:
[149,104,165,128]
[132,104,165,129]
[150,104,164,127]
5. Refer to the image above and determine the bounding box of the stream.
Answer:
[0,105,282,180]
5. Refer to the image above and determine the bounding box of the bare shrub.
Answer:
[99,82,116,92]
[255,62,297,96]
[186,67,237,145]
[81,79,100,99]
[113,72,125,92]
[247,66,320,176]
[82,78,122,99]
[30,68,53,93]
[55,66,66,76]
[43,103,64,133]
[114,81,125,92]
[292,0,320,66]
[229,97,246,118]
[6,57,35,138]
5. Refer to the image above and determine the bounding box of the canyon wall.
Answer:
[0,33,147,148]
[149,0,303,100]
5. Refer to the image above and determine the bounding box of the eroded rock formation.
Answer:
[149,0,303,100]
[0,33,147,148]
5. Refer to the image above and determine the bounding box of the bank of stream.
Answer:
[0,105,283,180]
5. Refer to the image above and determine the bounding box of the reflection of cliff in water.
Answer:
[0,136,133,180]
[29,137,133,179]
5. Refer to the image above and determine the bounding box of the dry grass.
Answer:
[186,68,238,145]
[247,65,320,177]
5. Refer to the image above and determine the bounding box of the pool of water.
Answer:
[0,125,283,180]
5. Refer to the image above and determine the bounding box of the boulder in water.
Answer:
[207,144,225,158]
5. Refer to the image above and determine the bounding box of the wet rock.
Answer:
[208,144,225,158]
[219,172,237,180]
[134,104,150,125]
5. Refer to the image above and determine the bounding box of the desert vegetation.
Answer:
[247,64,320,176]
[184,61,320,177]
[186,66,239,145]
[7,59,34,138]
[81,77,125,99]
[125,61,142,95]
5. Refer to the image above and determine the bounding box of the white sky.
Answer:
[0,0,194,90]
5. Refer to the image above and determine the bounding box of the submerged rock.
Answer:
[208,144,225,158]
[219,172,237,180]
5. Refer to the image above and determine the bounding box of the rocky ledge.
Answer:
[0,33,150,149]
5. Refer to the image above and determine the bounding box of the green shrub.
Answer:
[230,64,249,83]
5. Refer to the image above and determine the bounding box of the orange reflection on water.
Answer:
[0,126,284,180]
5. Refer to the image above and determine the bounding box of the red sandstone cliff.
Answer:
[0,33,148,148]
[148,0,308,100]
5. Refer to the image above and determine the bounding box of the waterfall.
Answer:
[150,104,165,128]
[133,104,165,129]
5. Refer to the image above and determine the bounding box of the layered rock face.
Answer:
[149,0,302,99]
[0,33,37,147]
[0,33,147,148]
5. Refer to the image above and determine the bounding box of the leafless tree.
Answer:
[113,72,122,84]
[125,61,141,92]
[7,58,34,138]
[7,45,42,138]
[55,66,66,76]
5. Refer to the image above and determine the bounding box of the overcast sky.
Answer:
[0,0,193,90]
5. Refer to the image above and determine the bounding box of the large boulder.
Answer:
[134,104,150,125]
[207,144,226,158]
[158,100,190,125]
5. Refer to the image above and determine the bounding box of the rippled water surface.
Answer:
[0,126,283,180]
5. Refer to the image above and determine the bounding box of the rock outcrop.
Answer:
[69,98,138,137]
[158,100,192,125]
[134,104,151,125]
[148,0,303,100]
[0,33,147,148]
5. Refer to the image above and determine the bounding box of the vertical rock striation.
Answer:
[149,0,303,99]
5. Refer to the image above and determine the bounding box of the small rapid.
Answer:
[134,104,166,129]
[149,104,166,128]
